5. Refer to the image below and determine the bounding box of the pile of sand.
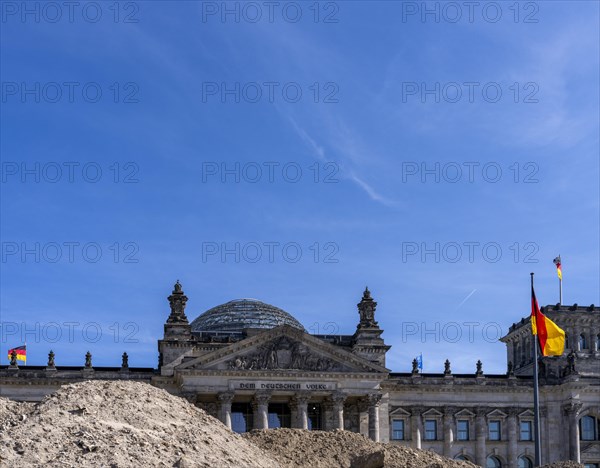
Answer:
[0,381,279,468]
[243,428,477,468]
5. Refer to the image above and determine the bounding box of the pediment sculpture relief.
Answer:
[227,336,343,372]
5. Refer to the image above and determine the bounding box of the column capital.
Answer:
[292,391,311,405]
[252,391,272,407]
[410,406,425,417]
[506,407,519,418]
[563,400,583,416]
[367,393,382,407]
[331,391,347,406]
[218,391,235,404]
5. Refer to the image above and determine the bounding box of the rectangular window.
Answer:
[580,416,598,441]
[391,419,405,440]
[424,419,437,440]
[489,420,501,441]
[457,420,469,441]
[520,421,532,441]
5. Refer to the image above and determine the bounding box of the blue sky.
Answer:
[1,1,598,373]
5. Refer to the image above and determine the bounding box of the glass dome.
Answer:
[190,299,305,333]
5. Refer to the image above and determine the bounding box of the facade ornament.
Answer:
[565,350,577,375]
[444,359,451,375]
[85,351,92,368]
[9,350,17,367]
[367,393,383,407]
[227,336,343,372]
[412,358,419,374]
[217,391,235,404]
[357,287,378,328]
[476,360,483,376]
[121,352,129,369]
[167,280,189,324]
[47,350,55,368]
[507,361,515,376]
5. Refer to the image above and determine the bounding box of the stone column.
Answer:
[411,407,423,450]
[443,407,454,457]
[292,392,310,430]
[565,401,582,462]
[330,392,346,430]
[218,391,235,430]
[507,408,518,468]
[358,398,370,437]
[475,408,487,466]
[367,394,382,442]
[252,391,271,430]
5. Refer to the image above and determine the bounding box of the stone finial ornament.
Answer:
[444,359,451,375]
[9,350,17,367]
[357,286,378,328]
[85,351,92,368]
[476,360,483,376]
[167,280,189,324]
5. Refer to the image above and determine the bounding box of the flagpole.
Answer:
[531,273,542,466]
[559,276,562,306]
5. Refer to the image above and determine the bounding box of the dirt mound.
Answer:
[0,397,34,431]
[243,428,477,468]
[0,380,279,468]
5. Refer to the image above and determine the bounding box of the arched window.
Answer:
[486,456,502,468]
[596,334,600,351]
[579,334,587,350]
[580,416,599,441]
[518,456,533,468]
[455,455,469,461]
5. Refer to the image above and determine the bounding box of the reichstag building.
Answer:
[2,282,599,468]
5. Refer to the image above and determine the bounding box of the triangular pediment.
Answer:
[455,409,475,418]
[487,409,507,419]
[518,409,534,418]
[422,408,443,417]
[389,407,411,416]
[176,325,389,374]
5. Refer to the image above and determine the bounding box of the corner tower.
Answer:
[352,287,390,367]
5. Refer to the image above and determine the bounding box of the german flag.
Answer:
[7,345,26,363]
[531,285,565,356]
[553,256,562,280]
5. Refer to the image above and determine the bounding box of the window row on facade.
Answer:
[390,415,600,442]
[390,418,533,441]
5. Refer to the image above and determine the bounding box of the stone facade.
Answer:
[1,283,599,467]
